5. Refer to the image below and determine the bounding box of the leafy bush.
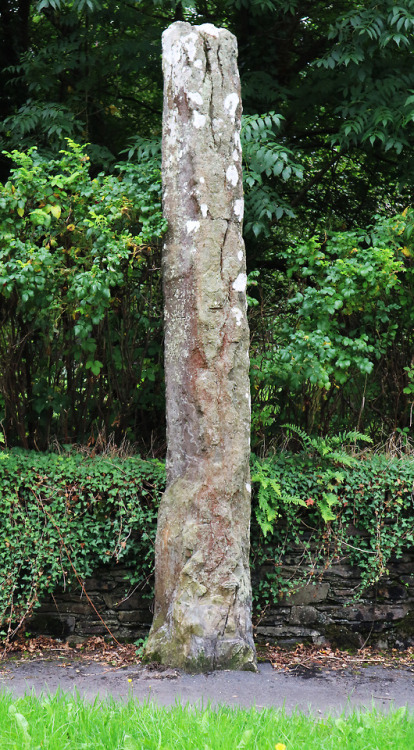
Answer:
[250,210,414,444]
[0,140,166,449]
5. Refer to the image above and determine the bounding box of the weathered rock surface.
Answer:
[144,21,256,671]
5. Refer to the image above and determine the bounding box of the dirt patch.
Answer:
[264,642,414,673]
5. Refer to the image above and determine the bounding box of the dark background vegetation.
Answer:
[1,0,414,454]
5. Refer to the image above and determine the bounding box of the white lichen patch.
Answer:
[234,132,242,151]
[212,118,224,138]
[186,220,200,234]
[193,111,206,129]
[224,93,239,119]
[188,91,203,106]
[245,483,251,494]
[182,33,197,61]
[226,164,238,186]
[163,38,182,69]
[166,110,179,146]
[199,176,205,184]
[234,198,244,221]
[238,250,243,261]
[231,306,243,326]
[200,203,208,218]
[198,23,220,37]
[233,149,239,161]
[194,59,203,69]
[232,273,247,292]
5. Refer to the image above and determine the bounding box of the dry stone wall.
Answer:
[253,551,414,650]
[29,549,414,650]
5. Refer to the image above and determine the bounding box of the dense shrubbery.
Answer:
[1,3,414,454]
[0,447,412,643]
[0,142,166,450]
[1,143,413,453]
[250,211,414,449]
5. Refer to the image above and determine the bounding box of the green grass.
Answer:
[0,691,412,749]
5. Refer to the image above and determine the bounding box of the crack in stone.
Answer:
[212,587,238,671]
[220,219,230,279]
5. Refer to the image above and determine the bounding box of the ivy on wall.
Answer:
[0,447,413,644]
[251,448,414,611]
[0,449,164,643]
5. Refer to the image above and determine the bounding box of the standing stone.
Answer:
[144,21,256,672]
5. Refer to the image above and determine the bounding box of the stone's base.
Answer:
[146,474,257,672]
[144,624,257,672]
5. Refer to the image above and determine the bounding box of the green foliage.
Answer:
[0,0,165,165]
[250,449,414,611]
[2,0,414,449]
[241,112,302,237]
[276,220,405,389]
[250,209,414,443]
[134,636,149,658]
[1,2,414,638]
[251,457,305,536]
[316,1,414,153]
[0,141,166,448]
[403,365,414,397]
[282,424,372,464]
[280,425,373,520]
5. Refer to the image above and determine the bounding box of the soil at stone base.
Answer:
[0,637,413,715]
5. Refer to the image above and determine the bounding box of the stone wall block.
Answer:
[284,583,330,606]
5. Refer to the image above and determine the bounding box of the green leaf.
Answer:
[50,205,61,219]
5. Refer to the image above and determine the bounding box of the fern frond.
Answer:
[282,423,314,450]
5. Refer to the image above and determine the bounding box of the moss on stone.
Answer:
[396,610,414,636]
[324,623,362,651]
[144,627,257,673]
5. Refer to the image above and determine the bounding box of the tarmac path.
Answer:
[0,659,412,715]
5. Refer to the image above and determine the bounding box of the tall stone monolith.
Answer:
[144,21,257,672]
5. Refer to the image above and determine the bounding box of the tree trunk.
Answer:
[144,21,256,672]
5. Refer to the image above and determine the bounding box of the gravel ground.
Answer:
[0,659,412,715]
